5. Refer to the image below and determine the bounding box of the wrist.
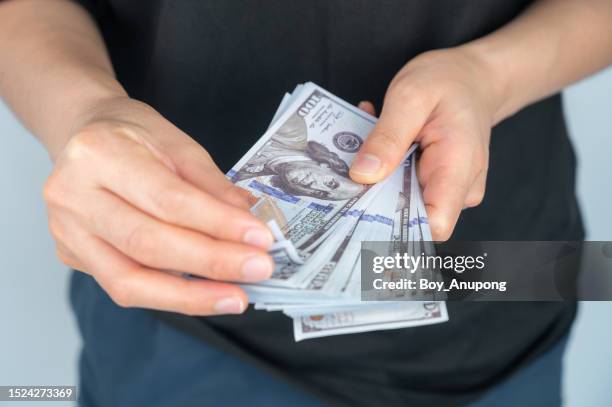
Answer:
[454,43,512,126]
[47,78,128,162]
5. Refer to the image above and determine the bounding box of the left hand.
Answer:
[351,48,499,241]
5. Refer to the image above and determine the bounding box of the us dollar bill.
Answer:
[219,83,450,341]
[228,83,386,286]
[246,163,404,305]
[292,302,448,341]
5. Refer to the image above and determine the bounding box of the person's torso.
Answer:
[81,2,583,406]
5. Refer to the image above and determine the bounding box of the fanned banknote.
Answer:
[227,84,388,286]
[221,83,448,340]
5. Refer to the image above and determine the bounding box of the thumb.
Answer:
[350,87,433,184]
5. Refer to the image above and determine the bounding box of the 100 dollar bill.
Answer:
[228,83,385,286]
[292,302,448,341]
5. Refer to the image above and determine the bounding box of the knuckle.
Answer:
[392,81,422,103]
[465,191,485,208]
[387,79,433,115]
[474,191,485,206]
[150,188,191,219]
[43,172,65,207]
[64,127,106,161]
[124,225,156,256]
[105,277,134,308]
[195,145,213,162]
[105,121,140,139]
[431,217,453,242]
[206,253,231,280]
[47,218,65,241]
[64,120,139,162]
[55,247,73,267]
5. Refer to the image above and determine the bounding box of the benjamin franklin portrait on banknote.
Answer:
[233,113,364,201]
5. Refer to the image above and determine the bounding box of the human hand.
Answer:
[44,97,274,315]
[351,48,499,240]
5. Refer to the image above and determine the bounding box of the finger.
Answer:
[47,215,88,271]
[72,232,248,315]
[170,144,257,211]
[55,242,86,271]
[92,115,256,211]
[79,188,273,282]
[358,100,376,116]
[418,141,474,241]
[422,167,470,241]
[464,169,487,208]
[75,133,273,249]
[350,83,435,183]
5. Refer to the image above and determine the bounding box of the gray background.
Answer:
[1,68,611,406]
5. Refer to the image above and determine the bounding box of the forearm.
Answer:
[0,0,126,160]
[462,0,612,124]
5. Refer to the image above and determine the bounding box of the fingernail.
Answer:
[214,297,245,314]
[241,256,273,281]
[351,153,382,176]
[243,228,274,250]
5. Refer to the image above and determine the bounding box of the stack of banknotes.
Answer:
[225,83,448,341]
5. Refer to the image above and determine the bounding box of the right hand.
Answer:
[44,97,274,315]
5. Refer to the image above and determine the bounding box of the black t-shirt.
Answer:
[76,1,584,406]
